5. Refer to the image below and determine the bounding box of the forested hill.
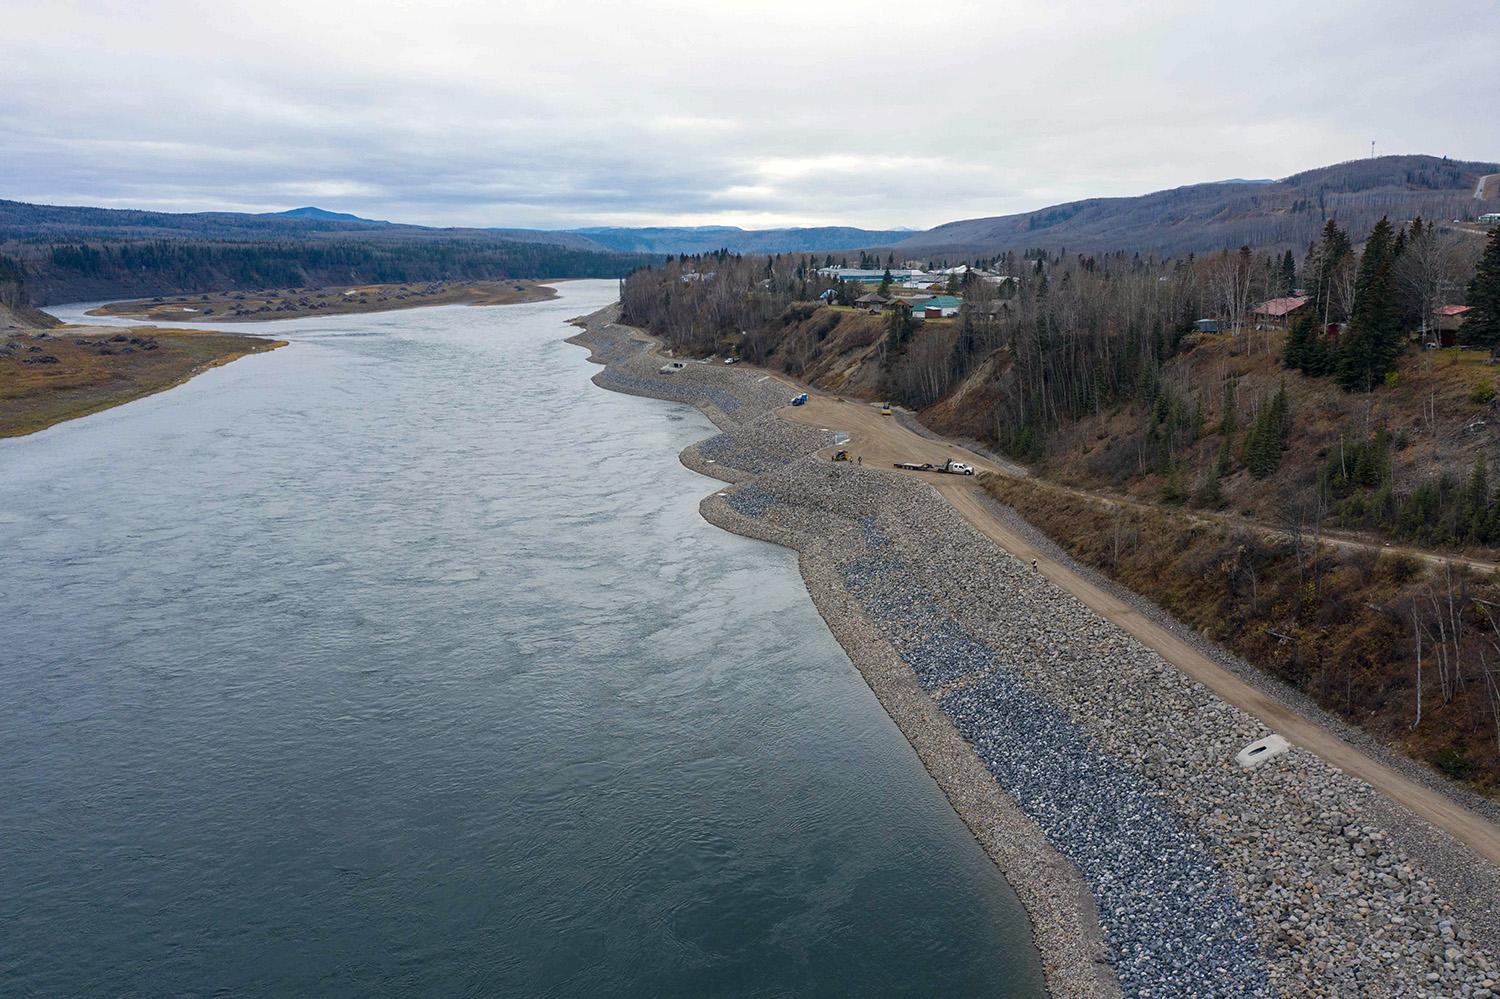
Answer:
[892,155,1499,257]
[0,199,606,250]
[566,225,911,255]
[0,200,650,305]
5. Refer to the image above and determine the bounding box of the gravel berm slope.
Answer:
[567,305,1500,998]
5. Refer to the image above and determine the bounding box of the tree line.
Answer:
[5,237,653,305]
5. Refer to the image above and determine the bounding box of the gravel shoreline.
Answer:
[567,306,1500,998]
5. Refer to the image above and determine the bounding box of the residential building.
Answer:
[1252,295,1310,330]
[1435,304,1473,346]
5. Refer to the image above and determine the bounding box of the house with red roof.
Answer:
[1434,304,1473,346]
[1252,295,1310,330]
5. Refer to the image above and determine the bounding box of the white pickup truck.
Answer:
[892,458,976,476]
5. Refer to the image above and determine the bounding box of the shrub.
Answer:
[1470,380,1496,404]
[1430,747,1478,779]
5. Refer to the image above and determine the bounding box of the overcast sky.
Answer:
[4,0,1497,231]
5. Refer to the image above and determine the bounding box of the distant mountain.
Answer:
[270,206,385,223]
[890,155,1500,257]
[0,200,651,304]
[0,198,607,250]
[566,225,912,255]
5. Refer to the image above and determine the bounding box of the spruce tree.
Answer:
[1336,217,1404,391]
[1461,225,1500,351]
[1279,250,1297,295]
[1306,219,1353,324]
[1242,383,1291,479]
[1195,463,1226,508]
[1283,309,1314,371]
[1464,452,1489,539]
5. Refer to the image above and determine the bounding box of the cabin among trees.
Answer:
[1253,295,1310,330]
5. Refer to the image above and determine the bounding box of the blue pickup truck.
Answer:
[791,393,809,406]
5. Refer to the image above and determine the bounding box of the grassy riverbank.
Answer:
[88,279,558,323]
[0,327,283,438]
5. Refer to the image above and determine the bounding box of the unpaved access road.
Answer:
[780,392,1500,868]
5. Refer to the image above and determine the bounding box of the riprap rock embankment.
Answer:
[567,306,1500,999]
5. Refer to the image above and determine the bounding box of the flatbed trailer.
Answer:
[892,459,976,475]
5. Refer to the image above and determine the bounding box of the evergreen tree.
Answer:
[1336,217,1404,392]
[1284,305,1335,377]
[879,267,893,295]
[886,300,913,347]
[1279,249,1297,294]
[1242,382,1291,479]
[1195,462,1227,508]
[1461,224,1500,351]
[1462,452,1489,539]
[1305,219,1352,324]
[1283,308,1313,370]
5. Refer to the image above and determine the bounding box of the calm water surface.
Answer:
[1,281,1044,996]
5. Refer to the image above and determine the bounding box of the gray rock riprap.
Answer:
[567,308,1500,999]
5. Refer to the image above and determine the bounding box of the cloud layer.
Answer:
[4,0,1497,229]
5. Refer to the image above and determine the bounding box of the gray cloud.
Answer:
[3,0,1497,229]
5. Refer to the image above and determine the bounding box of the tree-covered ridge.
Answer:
[892,154,1498,257]
[3,237,651,306]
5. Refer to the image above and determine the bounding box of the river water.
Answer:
[1,280,1043,996]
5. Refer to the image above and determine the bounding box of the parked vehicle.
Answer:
[724,356,739,364]
[791,393,809,406]
[892,458,975,475]
[880,403,893,416]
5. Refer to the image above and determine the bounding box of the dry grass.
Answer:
[984,472,1500,795]
[88,279,557,323]
[0,327,282,437]
[1018,332,1500,535]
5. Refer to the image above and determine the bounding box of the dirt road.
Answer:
[781,394,1500,868]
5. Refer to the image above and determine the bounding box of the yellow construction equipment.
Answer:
[832,449,850,462]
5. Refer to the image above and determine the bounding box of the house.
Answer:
[905,295,962,319]
[1253,295,1310,330]
[968,300,1011,320]
[1481,213,1500,226]
[818,288,838,303]
[855,292,889,313]
[1435,304,1473,346]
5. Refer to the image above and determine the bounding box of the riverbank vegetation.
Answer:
[0,238,645,307]
[983,473,1500,794]
[622,224,1499,553]
[88,279,557,323]
[620,222,1500,788]
[0,326,282,437]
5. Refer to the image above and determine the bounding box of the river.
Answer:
[0,280,1044,996]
